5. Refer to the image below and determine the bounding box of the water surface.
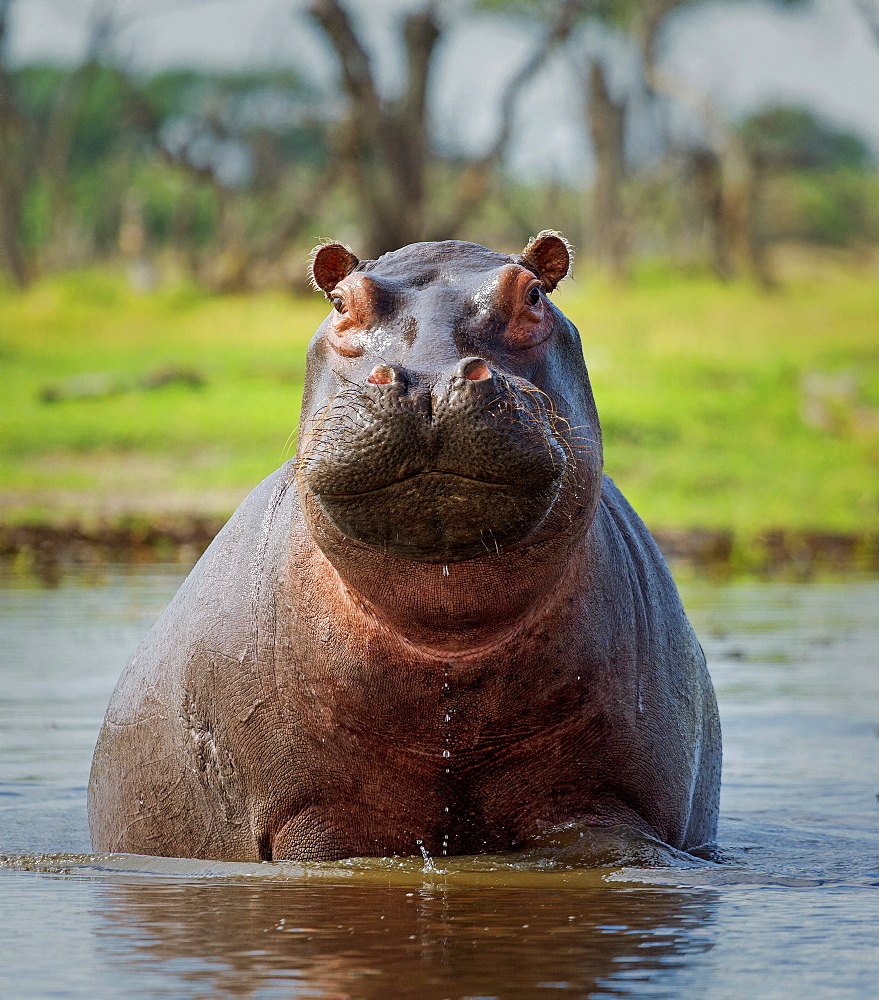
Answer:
[1,565,877,999]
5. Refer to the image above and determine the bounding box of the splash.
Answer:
[416,841,436,872]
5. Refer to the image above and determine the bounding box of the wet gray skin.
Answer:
[88,234,721,863]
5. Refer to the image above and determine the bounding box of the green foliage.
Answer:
[765,170,879,245]
[139,67,329,172]
[0,265,877,536]
[741,106,873,170]
[7,63,330,263]
[9,64,67,120]
[132,164,219,248]
[20,180,51,251]
[66,67,130,170]
[12,64,133,170]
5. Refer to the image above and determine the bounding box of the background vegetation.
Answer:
[1,0,877,566]
[2,255,876,539]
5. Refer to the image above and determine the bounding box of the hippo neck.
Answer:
[311,529,586,655]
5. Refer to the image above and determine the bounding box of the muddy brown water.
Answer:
[1,564,877,999]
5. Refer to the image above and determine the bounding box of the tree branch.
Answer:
[308,0,382,133]
[400,3,441,130]
[435,0,582,239]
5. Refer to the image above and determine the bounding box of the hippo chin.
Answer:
[88,233,721,863]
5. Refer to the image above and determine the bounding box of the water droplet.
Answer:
[416,840,436,872]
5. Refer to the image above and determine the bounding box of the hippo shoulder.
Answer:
[596,475,672,574]
[88,462,302,856]
[99,461,301,723]
[185,460,300,605]
[593,474,698,644]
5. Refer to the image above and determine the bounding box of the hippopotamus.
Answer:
[88,233,721,862]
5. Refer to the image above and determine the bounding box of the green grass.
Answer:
[1,261,877,534]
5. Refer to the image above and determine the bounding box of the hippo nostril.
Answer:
[459,357,492,382]
[367,364,397,386]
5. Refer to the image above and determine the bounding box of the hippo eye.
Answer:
[331,295,346,313]
[527,285,541,307]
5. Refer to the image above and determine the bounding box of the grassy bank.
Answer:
[1,259,877,547]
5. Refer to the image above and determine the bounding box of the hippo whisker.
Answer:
[280,425,299,462]
[331,369,362,391]
[502,392,570,474]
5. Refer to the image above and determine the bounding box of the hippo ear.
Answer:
[310,242,360,295]
[520,230,573,292]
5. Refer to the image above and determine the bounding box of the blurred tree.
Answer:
[621,0,810,288]
[481,0,806,284]
[740,106,873,171]
[0,0,35,285]
[0,12,336,292]
[308,0,581,258]
[477,0,632,276]
[147,68,337,290]
[0,0,122,283]
[2,0,873,290]
[739,105,877,249]
[585,58,628,279]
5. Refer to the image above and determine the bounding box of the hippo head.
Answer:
[296,234,603,566]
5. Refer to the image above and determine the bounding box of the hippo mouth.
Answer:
[313,467,563,563]
[321,469,523,499]
[299,368,571,562]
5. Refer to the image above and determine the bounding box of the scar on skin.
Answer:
[401,315,418,347]
[181,693,237,794]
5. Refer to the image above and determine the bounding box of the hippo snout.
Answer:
[298,361,567,562]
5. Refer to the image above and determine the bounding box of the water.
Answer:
[1,564,878,999]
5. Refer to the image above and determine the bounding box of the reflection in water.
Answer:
[92,879,716,1000]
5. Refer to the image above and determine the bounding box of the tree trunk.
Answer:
[741,151,775,291]
[0,0,31,286]
[309,0,580,257]
[309,0,438,258]
[587,61,628,280]
[637,1,774,288]
[0,183,28,287]
[689,149,731,280]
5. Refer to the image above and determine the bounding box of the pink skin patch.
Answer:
[367,365,396,385]
[461,358,491,381]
